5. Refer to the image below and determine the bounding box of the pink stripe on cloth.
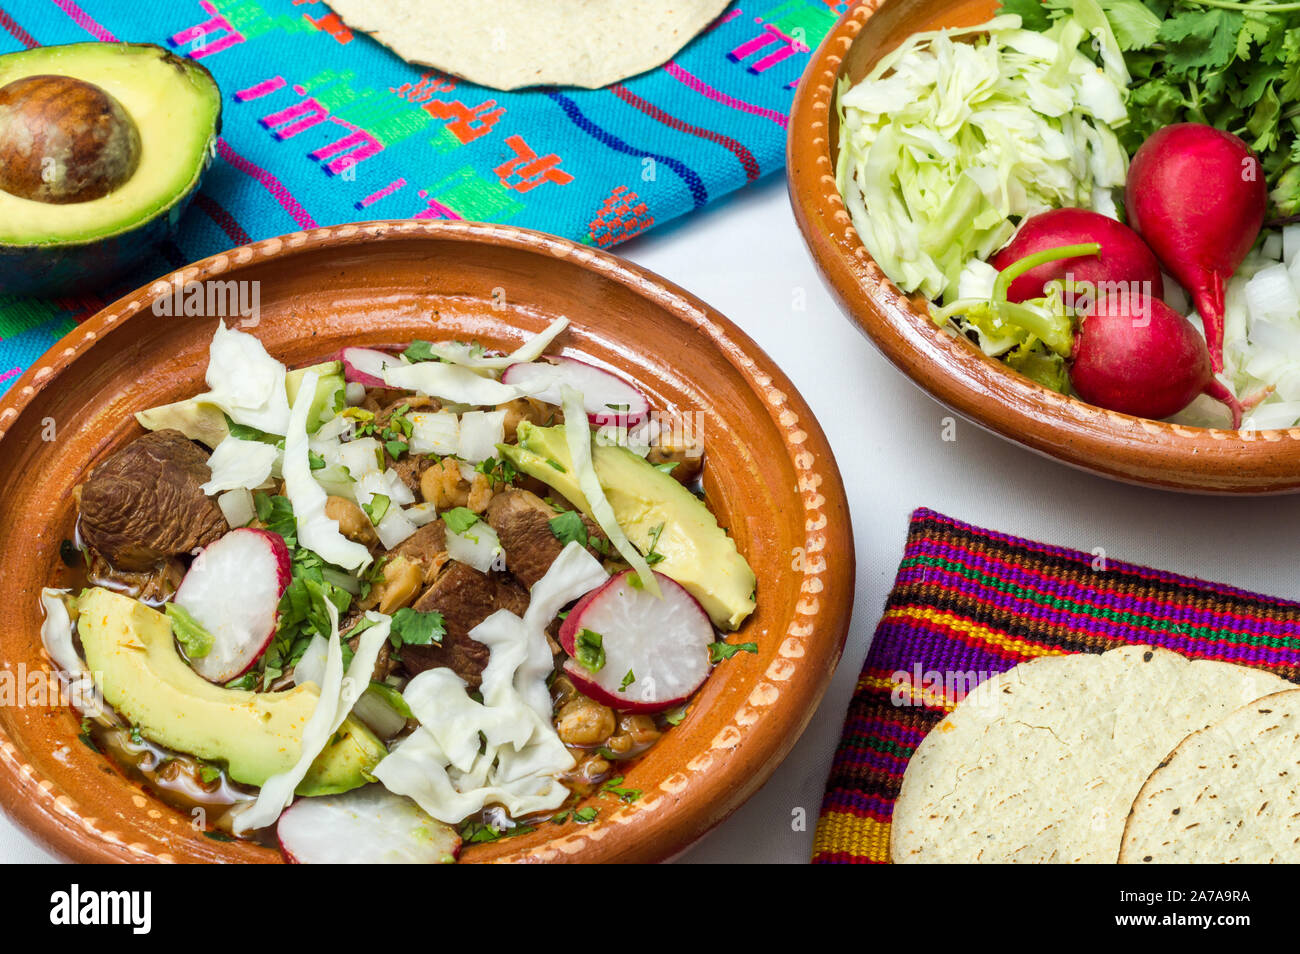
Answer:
[216,139,318,230]
[664,61,789,129]
[50,0,116,41]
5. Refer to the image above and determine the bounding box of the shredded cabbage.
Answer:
[416,316,570,370]
[198,322,292,436]
[836,9,1129,300]
[372,541,605,823]
[199,435,279,495]
[283,370,372,571]
[40,589,101,716]
[382,360,532,406]
[233,607,391,834]
[560,386,660,597]
[514,542,608,718]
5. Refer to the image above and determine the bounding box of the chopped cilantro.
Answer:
[390,607,446,648]
[708,640,759,664]
[402,340,438,363]
[361,493,391,526]
[253,492,297,547]
[643,522,666,566]
[548,510,588,548]
[442,506,479,534]
[602,776,642,803]
[78,718,98,753]
[459,819,534,843]
[619,669,635,692]
[475,456,518,489]
[226,420,283,446]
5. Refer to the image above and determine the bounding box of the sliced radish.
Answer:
[560,570,713,712]
[340,347,403,388]
[173,528,290,684]
[277,786,461,864]
[502,357,650,427]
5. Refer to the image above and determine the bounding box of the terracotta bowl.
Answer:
[788,0,1300,493]
[0,220,853,863]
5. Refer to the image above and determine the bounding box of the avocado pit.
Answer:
[0,73,141,204]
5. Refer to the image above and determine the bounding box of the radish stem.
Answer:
[992,243,1101,303]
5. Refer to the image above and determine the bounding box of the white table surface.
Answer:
[8,175,1300,865]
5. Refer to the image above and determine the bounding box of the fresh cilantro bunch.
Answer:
[1001,0,1300,217]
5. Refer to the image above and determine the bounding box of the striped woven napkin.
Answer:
[812,507,1300,864]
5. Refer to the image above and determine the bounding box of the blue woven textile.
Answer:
[0,0,843,392]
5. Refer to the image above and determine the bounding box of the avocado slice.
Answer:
[0,43,221,295]
[285,361,346,434]
[498,422,757,630]
[76,588,384,794]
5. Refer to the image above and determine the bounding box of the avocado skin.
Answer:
[0,43,222,296]
[0,191,203,295]
[497,422,757,630]
[76,587,384,795]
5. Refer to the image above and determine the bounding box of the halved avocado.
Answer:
[0,42,221,295]
[76,587,385,795]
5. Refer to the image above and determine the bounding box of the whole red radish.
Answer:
[1125,123,1267,373]
[990,208,1163,304]
[1070,294,1243,427]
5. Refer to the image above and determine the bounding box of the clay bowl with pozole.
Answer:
[0,219,852,864]
[789,0,1300,493]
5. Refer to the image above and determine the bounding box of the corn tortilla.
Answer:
[325,0,732,90]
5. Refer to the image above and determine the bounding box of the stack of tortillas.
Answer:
[891,646,1299,863]
[325,0,732,90]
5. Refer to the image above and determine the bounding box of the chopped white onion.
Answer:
[403,502,440,527]
[376,506,419,550]
[331,437,383,481]
[408,411,459,456]
[1244,263,1299,326]
[444,518,504,573]
[456,410,506,463]
[217,488,256,528]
